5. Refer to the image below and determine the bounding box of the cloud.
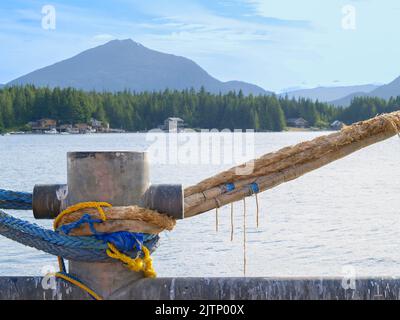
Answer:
[2,0,400,91]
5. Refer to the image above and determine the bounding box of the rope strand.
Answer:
[230,203,234,241]
[215,208,219,232]
[243,198,247,276]
[255,193,260,228]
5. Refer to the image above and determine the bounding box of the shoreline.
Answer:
[1,128,337,136]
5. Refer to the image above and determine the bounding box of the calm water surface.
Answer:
[0,132,399,277]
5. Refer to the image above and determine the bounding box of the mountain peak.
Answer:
[104,38,140,46]
[8,40,270,95]
[99,39,146,51]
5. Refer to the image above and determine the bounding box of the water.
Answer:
[0,132,399,277]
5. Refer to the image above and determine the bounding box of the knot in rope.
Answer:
[52,201,158,300]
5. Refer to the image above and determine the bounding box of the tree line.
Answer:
[0,85,399,133]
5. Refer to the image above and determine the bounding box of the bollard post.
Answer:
[66,151,149,299]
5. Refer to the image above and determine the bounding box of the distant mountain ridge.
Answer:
[367,75,400,99]
[331,76,400,106]
[284,76,400,107]
[8,39,271,95]
[281,84,380,102]
[329,92,367,107]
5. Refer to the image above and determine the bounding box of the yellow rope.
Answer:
[51,201,157,300]
[53,202,111,229]
[107,243,156,278]
[51,272,103,300]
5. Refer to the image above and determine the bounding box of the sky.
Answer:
[0,0,399,92]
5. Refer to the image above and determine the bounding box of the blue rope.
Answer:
[58,213,150,253]
[58,214,103,236]
[249,182,260,194]
[95,232,144,253]
[0,189,32,210]
[0,209,159,262]
[224,183,235,192]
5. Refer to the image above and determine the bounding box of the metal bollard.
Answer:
[33,186,184,220]
[67,151,150,299]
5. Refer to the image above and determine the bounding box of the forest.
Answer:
[0,85,399,132]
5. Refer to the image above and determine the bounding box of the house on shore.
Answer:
[161,117,185,133]
[330,120,345,130]
[27,118,111,134]
[75,123,93,134]
[90,118,110,132]
[58,124,73,133]
[28,119,57,133]
[287,117,309,128]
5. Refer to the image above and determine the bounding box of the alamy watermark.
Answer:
[41,264,57,290]
[341,265,356,290]
[145,129,255,175]
[341,5,356,30]
[41,5,56,30]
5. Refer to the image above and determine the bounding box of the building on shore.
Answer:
[75,123,93,134]
[58,124,73,133]
[330,120,345,130]
[90,118,110,132]
[28,118,110,134]
[28,119,57,133]
[287,117,309,128]
[161,117,185,133]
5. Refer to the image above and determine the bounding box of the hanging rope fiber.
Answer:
[184,111,400,217]
[0,189,32,210]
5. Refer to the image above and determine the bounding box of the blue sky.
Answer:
[0,0,399,92]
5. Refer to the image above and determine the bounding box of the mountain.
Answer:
[368,75,400,99]
[330,92,368,107]
[281,84,379,102]
[331,76,400,106]
[8,39,270,95]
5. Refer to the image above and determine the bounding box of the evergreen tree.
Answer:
[0,85,398,132]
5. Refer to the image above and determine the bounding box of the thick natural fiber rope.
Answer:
[57,205,176,236]
[184,111,400,217]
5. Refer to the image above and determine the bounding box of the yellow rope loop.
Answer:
[106,243,143,272]
[53,202,112,229]
[106,243,156,278]
[52,201,157,301]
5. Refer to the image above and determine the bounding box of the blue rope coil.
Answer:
[0,189,32,210]
[0,209,159,262]
[58,213,151,253]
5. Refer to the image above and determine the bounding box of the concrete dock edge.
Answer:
[1,277,399,300]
